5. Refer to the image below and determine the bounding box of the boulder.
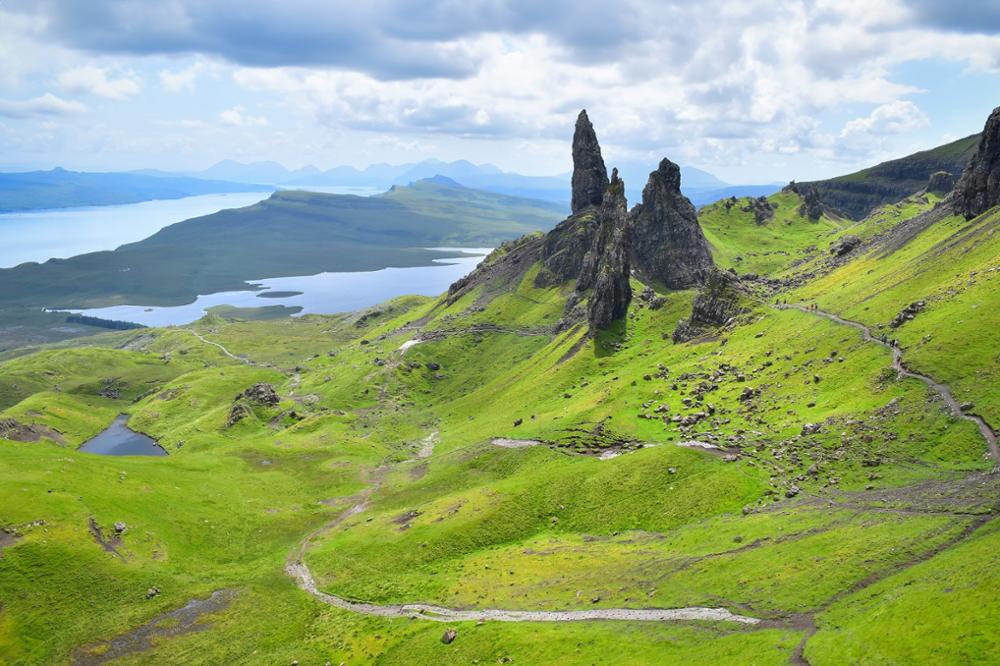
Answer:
[236,383,280,407]
[829,235,861,257]
[672,268,748,342]
[925,170,955,196]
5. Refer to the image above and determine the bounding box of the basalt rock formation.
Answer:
[672,268,749,343]
[783,181,824,220]
[630,158,714,289]
[925,170,955,196]
[955,105,1000,220]
[570,110,609,214]
[450,110,721,334]
[578,169,632,329]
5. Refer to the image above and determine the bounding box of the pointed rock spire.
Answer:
[955,105,1000,220]
[580,168,632,329]
[629,158,713,289]
[571,110,609,214]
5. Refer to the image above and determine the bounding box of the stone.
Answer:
[113,521,127,534]
[236,383,280,407]
[829,235,861,256]
[571,110,609,213]
[441,629,457,644]
[672,268,749,342]
[925,170,956,196]
[630,158,714,289]
[426,362,440,371]
[145,586,160,599]
[955,105,1000,220]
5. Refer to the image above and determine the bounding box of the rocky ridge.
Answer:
[451,110,717,334]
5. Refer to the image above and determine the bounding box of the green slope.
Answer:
[0,191,998,664]
[0,180,563,310]
[802,134,980,219]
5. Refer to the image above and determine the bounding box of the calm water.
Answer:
[79,414,167,456]
[67,248,491,327]
[0,192,270,268]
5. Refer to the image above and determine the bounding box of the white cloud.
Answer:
[159,62,204,93]
[841,100,930,138]
[57,66,141,100]
[0,92,86,119]
[219,105,269,127]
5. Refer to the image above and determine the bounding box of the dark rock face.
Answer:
[571,110,609,214]
[235,383,279,407]
[630,158,714,289]
[672,268,748,342]
[742,196,775,225]
[955,106,1000,220]
[925,170,955,196]
[579,169,632,330]
[783,181,824,220]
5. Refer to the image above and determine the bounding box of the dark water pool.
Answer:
[79,415,167,456]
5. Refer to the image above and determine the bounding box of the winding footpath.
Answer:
[285,459,761,627]
[777,303,999,465]
[180,329,254,365]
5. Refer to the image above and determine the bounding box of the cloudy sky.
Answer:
[1,0,999,183]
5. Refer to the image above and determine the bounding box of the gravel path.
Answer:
[180,330,253,365]
[285,467,760,626]
[779,303,998,466]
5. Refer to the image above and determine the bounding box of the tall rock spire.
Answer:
[579,169,632,329]
[629,158,714,289]
[571,110,609,213]
[955,105,1000,220]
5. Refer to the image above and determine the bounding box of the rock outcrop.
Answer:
[955,105,1000,220]
[783,181,824,220]
[672,268,749,343]
[742,196,775,225]
[578,169,632,329]
[925,170,955,196]
[570,110,609,214]
[630,158,714,289]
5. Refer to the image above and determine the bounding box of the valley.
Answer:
[0,105,998,665]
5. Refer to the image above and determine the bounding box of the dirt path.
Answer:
[285,463,761,626]
[778,303,999,466]
[180,330,254,366]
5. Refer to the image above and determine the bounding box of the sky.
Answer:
[1,0,999,183]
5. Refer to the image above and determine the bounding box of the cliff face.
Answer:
[955,105,1000,220]
[570,110,610,214]
[580,170,632,329]
[451,110,719,334]
[629,158,714,289]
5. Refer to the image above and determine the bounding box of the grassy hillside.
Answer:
[0,180,563,310]
[0,185,997,664]
[0,168,272,212]
[803,134,980,219]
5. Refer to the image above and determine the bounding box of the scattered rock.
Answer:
[890,301,926,328]
[829,235,861,257]
[235,383,280,407]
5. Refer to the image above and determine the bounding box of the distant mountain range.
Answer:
[0,168,273,213]
[137,159,781,209]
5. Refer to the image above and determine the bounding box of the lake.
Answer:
[0,192,270,268]
[66,248,492,327]
[78,414,167,456]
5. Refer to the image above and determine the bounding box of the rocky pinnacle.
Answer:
[955,105,1000,220]
[580,169,632,330]
[630,158,714,289]
[571,110,609,214]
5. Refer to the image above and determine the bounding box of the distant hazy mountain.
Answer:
[0,168,273,213]
[168,158,775,208]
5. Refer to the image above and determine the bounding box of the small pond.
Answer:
[78,415,167,456]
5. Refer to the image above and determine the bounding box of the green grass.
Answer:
[0,196,997,663]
